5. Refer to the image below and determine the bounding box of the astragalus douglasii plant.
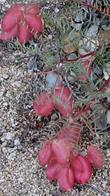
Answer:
[0,0,110,192]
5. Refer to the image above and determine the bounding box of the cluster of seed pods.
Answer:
[33,85,74,117]
[0,3,43,44]
[38,126,104,191]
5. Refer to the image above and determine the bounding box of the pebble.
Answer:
[2,73,9,80]
[48,34,52,40]
[106,110,110,124]
[0,88,5,98]
[106,193,110,196]
[103,69,109,80]
[14,138,20,146]
[54,7,59,13]
[46,72,62,89]
[105,62,110,75]
[85,25,98,38]
[78,38,99,55]
[67,75,76,84]
[51,113,58,121]
[4,132,14,141]
[0,0,6,3]
[74,12,83,31]
[7,151,16,160]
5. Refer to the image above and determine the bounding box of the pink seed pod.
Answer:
[86,145,104,169]
[17,22,32,44]
[1,4,23,32]
[52,139,70,164]
[25,3,40,16]
[33,92,54,117]
[53,86,74,117]
[24,14,43,34]
[0,25,18,40]
[57,166,75,191]
[71,155,93,184]
[38,141,52,166]
[46,161,62,181]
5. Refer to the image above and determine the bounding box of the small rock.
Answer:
[46,72,63,89]
[2,74,9,80]
[4,132,14,141]
[51,113,58,121]
[105,62,110,75]
[54,7,59,13]
[7,151,16,160]
[48,34,52,39]
[106,110,110,124]
[103,70,109,80]
[0,0,6,3]
[14,138,20,146]
[79,38,99,56]
[85,25,98,38]
[67,75,75,84]
[74,12,83,31]
[0,87,5,98]
[18,177,24,183]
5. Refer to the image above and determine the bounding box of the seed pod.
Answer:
[17,22,32,44]
[24,14,43,34]
[71,155,93,184]
[0,25,18,40]
[2,4,23,32]
[53,86,74,117]
[33,92,54,117]
[25,3,40,16]
[46,162,62,181]
[57,167,74,191]
[38,141,52,166]
[86,145,104,169]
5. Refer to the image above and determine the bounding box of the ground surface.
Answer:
[0,0,110,196]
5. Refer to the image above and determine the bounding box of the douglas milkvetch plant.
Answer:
[33,84,104,191]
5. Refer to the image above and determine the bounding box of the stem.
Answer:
[61,51,96,63]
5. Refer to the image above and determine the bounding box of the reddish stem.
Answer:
[61,51,96,63]
[97,78,110,92]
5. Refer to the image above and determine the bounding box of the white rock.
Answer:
[74,12,83,31]
[2,74,9,80]
[48,34,52,39]
[4,132,14,140]
[74,22,82,31]
[7,151,16,160]
[54,8,59,13]
[0,87,5,98]
[103,69,109,80]
[14,138,20,146]
[106,110,110,124]
[0,0,6,3]
[46,72,62,89]
[105,62,110,75]
[85,25,98,38]
[79,38,99,55]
